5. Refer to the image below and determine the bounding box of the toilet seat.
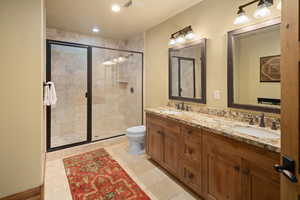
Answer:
[126,126,145,135]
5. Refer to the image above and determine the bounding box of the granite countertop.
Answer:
[145,107,280,153]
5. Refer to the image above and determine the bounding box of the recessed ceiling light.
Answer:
[92,26,100,33]
[112,4,121,12]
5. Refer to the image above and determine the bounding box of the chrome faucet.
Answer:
[180,102,185,110]
[175,102,185,110]
[259,113,265,128]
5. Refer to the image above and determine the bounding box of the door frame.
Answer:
[46,40,144,152]
[280,0,300,198]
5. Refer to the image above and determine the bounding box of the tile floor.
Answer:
[44,136,201,200]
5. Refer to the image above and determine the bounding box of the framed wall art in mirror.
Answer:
[228,18,281,113]
[169,39,206,103]
[260,55,281,82]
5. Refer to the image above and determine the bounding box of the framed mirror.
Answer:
[228,18,280,113]
[169,39,206,103]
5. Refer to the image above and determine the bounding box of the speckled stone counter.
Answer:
[145,107,280,153]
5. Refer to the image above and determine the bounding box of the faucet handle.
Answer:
[186,105,192,111]
[259,113,266,128]
[271,120,279,130]
[249,117,255,125]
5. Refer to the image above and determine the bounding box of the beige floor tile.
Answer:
[146,178,184,200]
[170,191,202,200]
[44,137,199,200]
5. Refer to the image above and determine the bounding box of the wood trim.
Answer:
[0,186,42,200]
[299,42,300,61]
[280,0,300,198]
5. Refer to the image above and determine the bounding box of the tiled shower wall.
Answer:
[47,28,143,147]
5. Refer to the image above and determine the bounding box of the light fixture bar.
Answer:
[238,0,273,10]
[233,0,274,25]
[168,26,196,46]
[171,26,193,39]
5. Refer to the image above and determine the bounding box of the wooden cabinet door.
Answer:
[203,133,242,200]
[163,128,180,175]
[241,160,280,200]
[206,153,241,200]
[147,122,164,163]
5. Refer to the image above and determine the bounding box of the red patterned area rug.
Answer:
[63,148,151,200]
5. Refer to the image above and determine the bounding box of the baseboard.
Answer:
[0,185,42,200]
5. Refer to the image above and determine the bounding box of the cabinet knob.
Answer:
[242,168,250,175]
[187,130,193,134]
[188,172,194,179]
[234,165,240,172]
[188,148,194,154]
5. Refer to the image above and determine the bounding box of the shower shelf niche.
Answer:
[117,80,129,84]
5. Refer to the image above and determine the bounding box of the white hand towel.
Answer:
[43,84,50,106]
[43,82,57,106]
[48,82,57,105]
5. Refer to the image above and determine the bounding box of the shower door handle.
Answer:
[85,92,88,98]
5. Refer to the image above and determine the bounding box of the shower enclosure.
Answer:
[46,40,143,151]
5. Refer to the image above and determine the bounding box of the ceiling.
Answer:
[46,0,203,39]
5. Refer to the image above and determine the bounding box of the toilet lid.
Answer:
[127,126,146,135]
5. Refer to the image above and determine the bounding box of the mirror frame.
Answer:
[227,18,281,114]
[168,38,207,104]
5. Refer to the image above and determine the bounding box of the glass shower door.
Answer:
[92,47,143,141]
[47,41,89,149]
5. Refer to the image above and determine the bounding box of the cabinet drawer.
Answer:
[182,126,201,142]
[180,160,202,194]
[147,114,180,133]
[181,139,202,163]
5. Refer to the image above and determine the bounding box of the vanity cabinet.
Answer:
[145,113,280,200]
[146,114,180,176]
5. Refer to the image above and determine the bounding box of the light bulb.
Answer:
[169,38,176,45]
[118,57,126,63]
[253,4,271,18]
[185,31,196,40]
[277,2,281,10]
[176,36,186,44]
[112,4,121,12]
[92,26,100,33]
[234,12,250,25]
[103,61,115,66]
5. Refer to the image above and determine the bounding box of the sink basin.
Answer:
[161,110,181,115]
[233,126,280,139]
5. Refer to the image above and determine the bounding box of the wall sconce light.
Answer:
[234,8,250,25]
[168,26,196,46]
[234,0,274,25]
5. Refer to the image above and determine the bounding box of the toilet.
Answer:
[126,125,146,155]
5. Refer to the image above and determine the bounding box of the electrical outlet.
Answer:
[213,90,221,100]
